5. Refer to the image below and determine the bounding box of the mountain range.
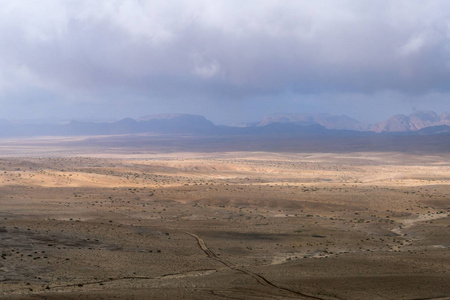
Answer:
[256,113,369,131]
[256,111,450,133]
[0,111,449,138]
[371,111,450,132]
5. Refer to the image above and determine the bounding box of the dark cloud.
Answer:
[0,1,450,123]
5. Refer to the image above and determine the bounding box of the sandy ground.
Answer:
[0,137,448,299]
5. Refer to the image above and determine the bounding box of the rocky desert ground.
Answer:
[0,136,448,299]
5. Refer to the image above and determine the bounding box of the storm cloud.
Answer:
[0,0,450,123]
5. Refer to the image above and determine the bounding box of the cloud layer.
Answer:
[0,0,450,122]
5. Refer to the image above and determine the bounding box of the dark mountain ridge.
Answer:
[0,112,449,138]
[258,113,369,131]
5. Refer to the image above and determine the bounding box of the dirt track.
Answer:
[184,231,331,299]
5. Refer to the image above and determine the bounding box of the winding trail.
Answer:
[184,231,336,300]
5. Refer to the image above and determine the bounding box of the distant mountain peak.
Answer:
[371,110,450,132]
[137,114,209,122]
[259,113,368,131]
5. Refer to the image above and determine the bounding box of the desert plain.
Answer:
[0,135,449,299]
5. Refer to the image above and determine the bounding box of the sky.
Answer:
[1,0,450,125]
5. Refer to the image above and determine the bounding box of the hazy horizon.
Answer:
[2,108,450,127]
[1,1,450,125]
